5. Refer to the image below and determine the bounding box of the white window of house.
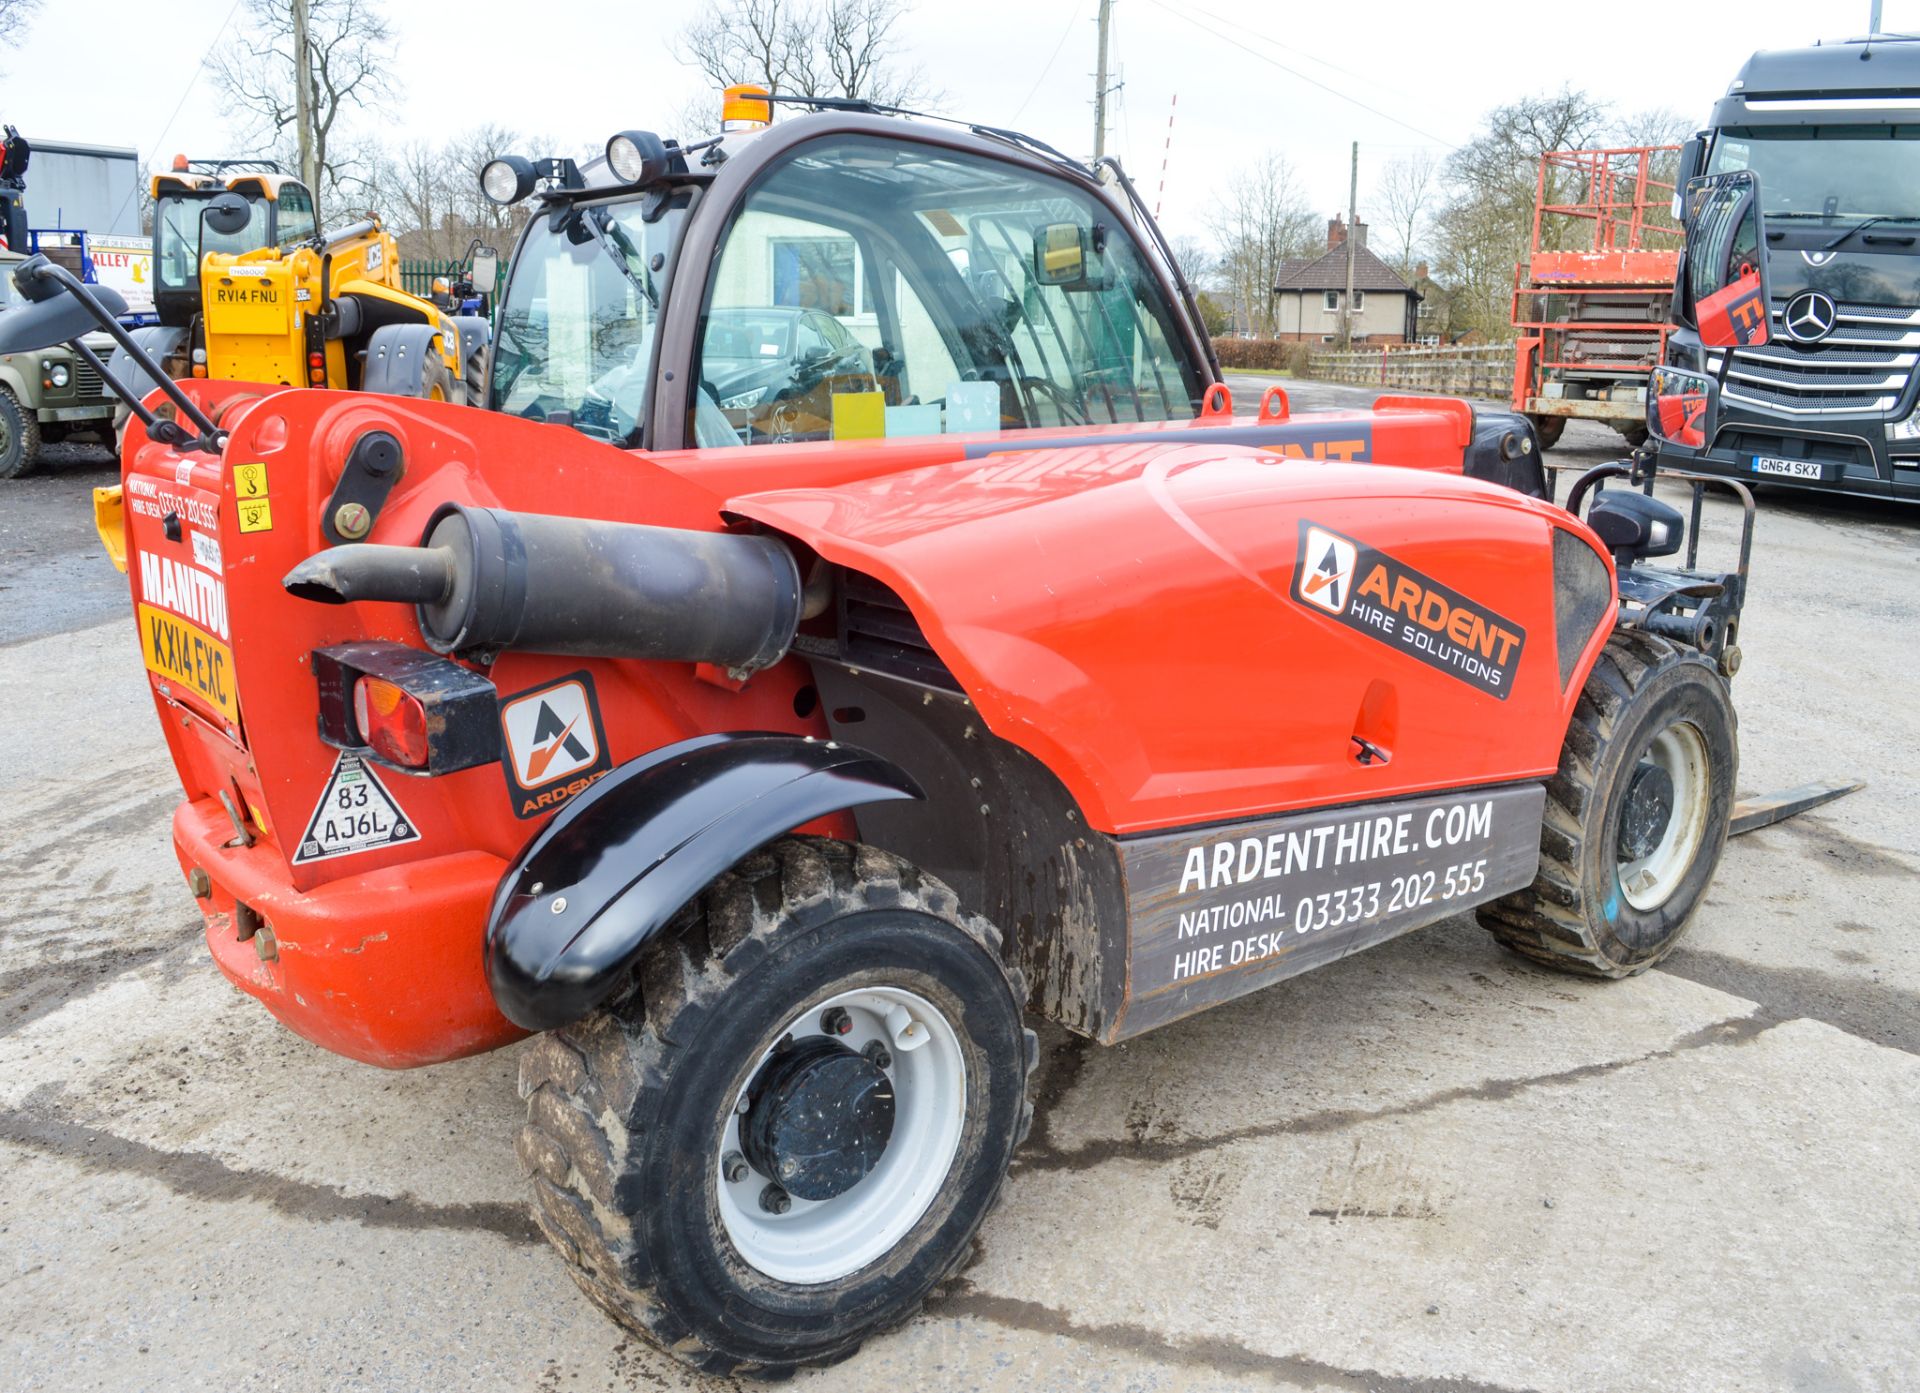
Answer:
[1322,290,1339,312]
[1353,289,1365,310]
[769,235,872,321]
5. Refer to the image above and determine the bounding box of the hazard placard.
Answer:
[499,672,612,819]
[293,752,422,864]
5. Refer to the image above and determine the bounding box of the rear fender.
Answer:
[360,321,449,395]
[485,733,923,1032]
[104,325,190,411]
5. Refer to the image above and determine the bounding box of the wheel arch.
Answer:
[485,732,923,1032]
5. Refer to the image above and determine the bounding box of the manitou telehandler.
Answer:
[1,94,1777,1375]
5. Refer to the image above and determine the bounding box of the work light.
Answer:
[606,131,668,186]
[480,156,536,206]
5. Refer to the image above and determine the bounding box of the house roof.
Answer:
[1273,243,1414,294]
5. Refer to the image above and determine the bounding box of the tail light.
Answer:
[312,642,498,775]
[354,676,430,768]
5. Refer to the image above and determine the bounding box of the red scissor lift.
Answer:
[1511,146,1681,450]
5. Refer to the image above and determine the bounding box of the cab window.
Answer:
[277,183,317,246]
[691,135,1202,446]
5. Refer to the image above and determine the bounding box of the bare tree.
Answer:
[1205,153,1320,337]
[1373,152,1437,279]
[205,0,399,224]
[365,125,542,263]
[0,0,39,51]
[678,0,932,107]
[1431,88,1611,336]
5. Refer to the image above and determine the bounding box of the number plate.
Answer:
[1115,783,1546,1037]
[1751,455,1824,480]
[138,602,239,724]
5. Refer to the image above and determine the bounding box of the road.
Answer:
[3,388,1917,1392]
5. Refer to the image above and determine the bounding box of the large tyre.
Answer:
[0,386,42,479]
[1528,413,1568,450]
[1616,423,1650,449]
[517,836,1035,1377]
[1479,632,1736,977]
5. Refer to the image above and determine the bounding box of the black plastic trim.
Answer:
[484,733,923,1032]
[311,640,499,775]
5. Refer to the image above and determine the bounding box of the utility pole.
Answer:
[291,0,317,207]
[1341,141,1359,349]
[1092,0,1113,162]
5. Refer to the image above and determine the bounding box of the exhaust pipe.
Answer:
[284,503,804,674]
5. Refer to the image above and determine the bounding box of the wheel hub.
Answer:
[740,1036,895,1202]
[1617,759,1676,862]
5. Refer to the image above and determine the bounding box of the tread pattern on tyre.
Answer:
[1478,629,1709,978]
[515,835,1036,1378]
[0,386,43,480]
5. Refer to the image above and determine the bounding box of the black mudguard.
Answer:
[485,733,923,1032]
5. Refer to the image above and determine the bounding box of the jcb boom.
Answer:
[0,102,1760,1379]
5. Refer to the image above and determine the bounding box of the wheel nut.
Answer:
[722,1150,749,1183]
[759,1184,791,1215]
[863,1041,892,1070]
[820,1006,853,1036]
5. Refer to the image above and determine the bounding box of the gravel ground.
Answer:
[1,389,1914,1393]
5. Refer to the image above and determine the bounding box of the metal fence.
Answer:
[1305,343,1515,399]
[398,259,465,299]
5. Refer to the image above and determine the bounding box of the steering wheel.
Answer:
[1022,376,1091,426]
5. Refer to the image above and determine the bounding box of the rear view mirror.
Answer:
[1034,222,1088,286]
[1683,171,1770,349]
[469,247,498,293]
[204,191,253,237]
[1648,365,1715,449]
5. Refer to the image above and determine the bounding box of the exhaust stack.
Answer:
[284,503,804,674]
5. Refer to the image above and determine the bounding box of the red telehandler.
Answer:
[0,99,1780,1374]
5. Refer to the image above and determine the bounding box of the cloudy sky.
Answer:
[5,0,1915,241]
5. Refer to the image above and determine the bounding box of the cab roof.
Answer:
[1713,37,1920,127]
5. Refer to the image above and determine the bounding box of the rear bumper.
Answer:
[173,796,524,1068]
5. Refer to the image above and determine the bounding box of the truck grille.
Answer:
[1713,299,1920,417]
[72,357,107,403]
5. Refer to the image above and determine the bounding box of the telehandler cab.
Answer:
[0,98,1770,1374]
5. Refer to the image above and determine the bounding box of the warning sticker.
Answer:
[293,752,422,864]
[499,672,612,819]
[232,462,269,498]
[1291,520,1527,699]
[237,497,273,533]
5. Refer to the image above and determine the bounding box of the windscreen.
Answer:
[154,194,272,293]
[1708,126,1920,220]
[488,199,686,445]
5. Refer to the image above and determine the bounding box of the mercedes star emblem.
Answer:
[1784,291,1838,344]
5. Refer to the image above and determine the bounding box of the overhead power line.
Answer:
[1141,0,1457,148]
[1013,1,1088,122]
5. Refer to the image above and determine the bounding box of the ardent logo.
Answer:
[1783,291,1838,344]
[1297,527,1357,614]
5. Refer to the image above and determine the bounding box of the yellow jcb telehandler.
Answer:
[108,158,488,417]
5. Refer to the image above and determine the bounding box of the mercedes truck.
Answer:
[1658,36,1920,502]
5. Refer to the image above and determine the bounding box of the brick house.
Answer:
[1271,217,1421,344]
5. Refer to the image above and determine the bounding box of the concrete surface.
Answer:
[2,389,1916,1392]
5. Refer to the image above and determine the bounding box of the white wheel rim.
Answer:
[716,985,967,1284]
[1617,721,1712,912]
